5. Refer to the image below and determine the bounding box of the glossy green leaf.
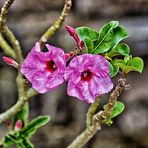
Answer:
[115,57,144,73]
[103,101,125,126]
[92,21,119,54]
[108,43,130,58]
[124,55,132,63]
[76,27,99,40]
[84,37,94,53]
[111,101,125,118]
[109,60,119,77]
[98,21,119,41]
[111,26,128,49]
[127,57,144,73]
[20,115,50,137]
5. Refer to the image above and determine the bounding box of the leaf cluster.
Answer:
[76,21,144,76]
[2,116,50,148]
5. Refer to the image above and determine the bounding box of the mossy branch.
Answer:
[0,0,23,63]
[67,73,126,148]
[39,0,72,48]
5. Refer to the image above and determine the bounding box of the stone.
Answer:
[76,0,148,17]
[0,0,64,12]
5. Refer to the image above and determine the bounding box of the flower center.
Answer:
[81,70,94,81]
[46,60,57,72]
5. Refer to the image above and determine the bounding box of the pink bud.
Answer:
[65,25,75,36]
[65,25,81,45]
[15,119,22,131]
[3,56,19,68]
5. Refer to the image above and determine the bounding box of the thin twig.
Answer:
[0,0,23,63]
[67,73,126,148]
[0,33,15,58]
[39,0,72,48]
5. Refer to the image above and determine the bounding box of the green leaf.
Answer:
[108,43,130,58]
[84,37,94,53]
[109,60,119,77]
[76,27,99,40]
[7,134,22,143]
[127,57,144,73]
[20,115,50,137]
[124,55,132,63]
[111,26,128,49]
[115,57,144,73]
[2,136,14,147]
[111,101,125,118]
[103,101,125,126]
[18,139,34,148]
[92,21,119,54]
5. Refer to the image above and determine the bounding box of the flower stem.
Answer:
[39,0,72,48]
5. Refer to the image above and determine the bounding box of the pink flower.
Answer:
[21,42,66,93]
[64,54,113,103]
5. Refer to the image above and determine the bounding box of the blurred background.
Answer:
[0,0,148,147]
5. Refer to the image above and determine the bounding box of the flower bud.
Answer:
[3,56,19,69]
[65,25,81,46]
[15,119,22,131]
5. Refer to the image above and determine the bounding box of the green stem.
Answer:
[86,96,102,127]
[0,33,15,58]
[0,0,23,63]
[14,72,29,126]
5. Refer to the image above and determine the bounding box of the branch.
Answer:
[39,0,72,48]
[96,72,126,120]
[0,88,38,125]
[86,96,102,127]
[0,0,23,63]
[67,73,126,148]
[0,33,15,58]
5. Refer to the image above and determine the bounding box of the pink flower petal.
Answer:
[65,54,113,103]
[21,42,66,93]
